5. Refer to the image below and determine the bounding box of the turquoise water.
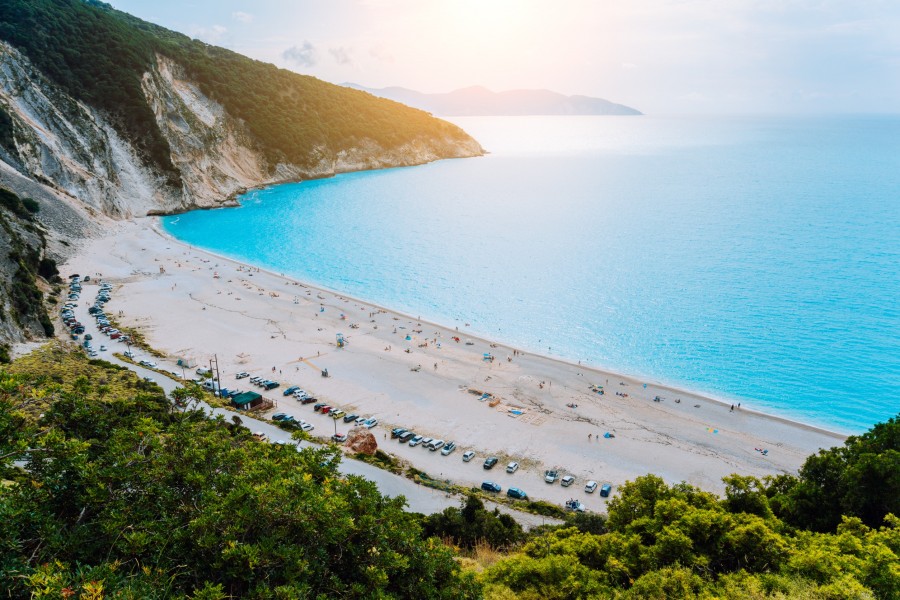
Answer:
[163,115,900,433]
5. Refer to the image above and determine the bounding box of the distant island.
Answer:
[344,84,642,116]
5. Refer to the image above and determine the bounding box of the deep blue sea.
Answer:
[162,115,900,434]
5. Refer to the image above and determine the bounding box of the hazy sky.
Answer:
[111,0,900,114]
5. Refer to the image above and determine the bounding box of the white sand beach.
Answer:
[62,218,846,511]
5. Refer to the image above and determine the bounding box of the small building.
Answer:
[231,391,264,410]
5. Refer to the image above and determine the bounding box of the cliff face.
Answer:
[0,43,483,218]
[0,39,482,347]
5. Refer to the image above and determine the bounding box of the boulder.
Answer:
[345,428,378,455]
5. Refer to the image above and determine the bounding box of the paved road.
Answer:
[70,283,558,528]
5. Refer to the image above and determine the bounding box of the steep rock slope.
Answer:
[0,0,484,346]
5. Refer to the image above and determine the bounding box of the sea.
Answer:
[162,115,900,434]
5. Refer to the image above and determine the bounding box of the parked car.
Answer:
[420,437,433,447]
[299,422,314,432]
[545,470,559,483]
[249,376,262,383]
[565,499,586,512]
[313,403,326,412]
[462,451,476,462]
[320,406,333,415]
[355,416,367,425]
[272,413,289,421]
[331,433,347,443]
[390,427,406,438]
[99,345,107,351]
[429,439,445,451]
[585,480,598,494]
[123,350,135,359]
[481,481,502,493]
[263,381,279,390]
[441,442,457,455]
[408,435,424,447]
[600,484,613,497]
[283,386,300,396]
[506,462,519,473]
[300,396,317,405]
[235,372,250,379]
[344,413,360,423]
[330,409,345,419]
[398,431,415,442]
[507,487,528,500]
[483,457,499,470]
[561,475,575,487]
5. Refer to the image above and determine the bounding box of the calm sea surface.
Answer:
[162,115,900,433]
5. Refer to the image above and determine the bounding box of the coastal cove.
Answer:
[162,115,900,434]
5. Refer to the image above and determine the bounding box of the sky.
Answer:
[111,0,900,114]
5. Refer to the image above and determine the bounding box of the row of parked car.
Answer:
[271,412,315,432]
[390,428,458,455]
[543,469,613,496]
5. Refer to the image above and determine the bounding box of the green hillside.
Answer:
[0,0,478,184]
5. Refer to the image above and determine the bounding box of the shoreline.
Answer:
[154,219,843,439]
[62,218,846,508]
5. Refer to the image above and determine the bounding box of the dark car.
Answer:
[507,487,528,500]
[283,386,300,396]
[344,413,360,423]
[483,457,499,470]
[300,396,317,405]
[272,413,289,421]
[313,403,326,412]
[481,481,501,493]
[390,427,406,438]
[398,431,415,442]
[263,381,280,390]
[600,484,613,497]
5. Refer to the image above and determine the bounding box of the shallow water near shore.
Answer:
[163,115,900,433]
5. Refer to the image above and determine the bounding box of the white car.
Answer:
[235,372,250,379]
[421,437,433,447]
[355,416,367,425]
[409,435,424,447]
[585,480,598,493]
[462,451,475,462]
[429,439,445,451]
[506,462,519,473]
[363,418,378,429]
[299,422,314,432]
[561,475,575,487]
[99,345,107,351]
[123,350,135,358]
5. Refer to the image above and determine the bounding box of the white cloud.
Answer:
[283,41,318,68]
[232,11,254,24]
[329,46,352,65]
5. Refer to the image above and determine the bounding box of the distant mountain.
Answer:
[344,84,642,116]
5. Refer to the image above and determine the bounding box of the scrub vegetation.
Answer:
[1,345,897,598]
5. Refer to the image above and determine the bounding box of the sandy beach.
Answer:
[62,218,845,511]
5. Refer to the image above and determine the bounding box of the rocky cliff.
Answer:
[0,33,482,347]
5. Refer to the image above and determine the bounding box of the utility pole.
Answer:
[213,353,222,396]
